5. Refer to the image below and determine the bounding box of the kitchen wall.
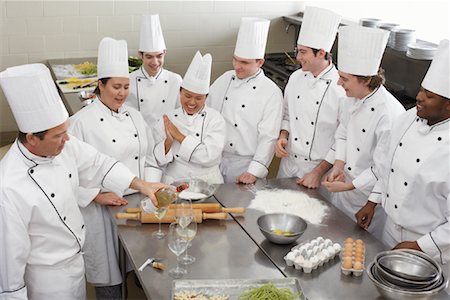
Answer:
[0,0,303,139]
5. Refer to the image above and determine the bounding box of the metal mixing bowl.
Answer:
[172,179,217,202]
[257,213,307,244]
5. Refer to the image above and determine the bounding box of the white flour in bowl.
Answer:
[248,189,328,224]
[179,190,207,200]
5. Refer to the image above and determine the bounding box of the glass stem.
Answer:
[176,255,181,271]
[184,242,189,258]
[158,221,162,233]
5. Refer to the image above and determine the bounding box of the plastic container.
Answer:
[341,237,365,277]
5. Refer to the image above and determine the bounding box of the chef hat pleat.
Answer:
[97,37,129,79]
[139,14,166,53]
[422,39,449,99]
[234,17,270,59]
[0,63,68,133]
[181,51,212,95]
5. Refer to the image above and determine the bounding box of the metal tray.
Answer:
[172,277,305,299]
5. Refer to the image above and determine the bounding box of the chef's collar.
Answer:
[95,96,128,120]
[233,69,263,86]
[417,115,450,135]
[306,62,334,87]
[140,66,163,83]
[182,104,207,118]
[16,138,56,166]
[361,86,379,103]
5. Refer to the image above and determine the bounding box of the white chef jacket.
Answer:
[0,137,134,300]
[153,105,226,184]
[69,98,161,286]
[207,69,283,181]
[278,63,346,178]
[369,108,450,263]
[127,67,182,128]
[329,86,405,238]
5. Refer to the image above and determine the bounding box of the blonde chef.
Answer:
[0,64,164,300]
[154,51,226,184]
[276,7,346,189]
[127,14,182,128]
[322,26,405,240]
[69,37,162,299]
[207,17,283,184]
[356,40,450,267]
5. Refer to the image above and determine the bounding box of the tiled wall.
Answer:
[0,0,303,133]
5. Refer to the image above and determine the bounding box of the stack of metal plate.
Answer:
[367,249,448,299]
[392,28,416,51]
[407,41,438,60]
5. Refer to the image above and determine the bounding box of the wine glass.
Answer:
[152,186,178,239]
[174,198,194,229]
[167,222,189,278]
[176,219,197,265]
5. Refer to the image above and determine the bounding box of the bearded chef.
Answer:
[0,64,165,300]
[356,40,450,268]
[276,7,346,189]
[154,51,226,184]
[322,26,405,240]
[68,37,161,299]
[127,14,182,127]
[207,17,283,184]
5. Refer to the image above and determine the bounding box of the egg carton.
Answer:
[340,239,365,277]
[283,236,342,273]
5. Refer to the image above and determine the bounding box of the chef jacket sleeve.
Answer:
[325,97,347,163]
[0,188,30,300]
[280,78,292,132]
[352,114,391,192]
[152,118,174,166]
[248,89,283,178]
[177,113,226,167]
[331,97,351,164]
[417,193,450,264]
[143,124,163,182]
[125,74,139,111]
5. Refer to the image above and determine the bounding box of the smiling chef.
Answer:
[356,39,450,267]
[127,14,182,128]
[207,17,283,184]
[154,51,226,184]
[0,64,165,299]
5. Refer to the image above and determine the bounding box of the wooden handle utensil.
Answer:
[125,204,245,214]
[116,208,228,223]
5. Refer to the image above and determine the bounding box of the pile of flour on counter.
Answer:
[248,189,328,224]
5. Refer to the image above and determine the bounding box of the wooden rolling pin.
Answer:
[116,208,228,223]
[125,203,245,214]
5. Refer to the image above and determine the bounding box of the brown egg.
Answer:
[344,243,354,251]
[354,255,364,263]
[342,258,353,269]
[353,261,363,270]
[343,249,353,257]
[355,247,364,256]
[355,239,364,245]
[344,237,354,244]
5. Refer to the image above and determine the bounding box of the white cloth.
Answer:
[153,105,226,185]
[181,51,212,95]
[338,26,389,76]
[69,98,161,285]
[234,17,270,59]
[97,37,129,79]
[422,39,449,98]
[297,6,341,52]
[330,86,405,239]
[139,14,166,52]
[127,67,182,128]
[277,63,346,179]
[370,108,450,264]
[0,63,68,133]
[0,137,134,300]
[207,70,283,180]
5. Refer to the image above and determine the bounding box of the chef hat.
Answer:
[338,26,389,76]
[234,17,270,59]
[181,51,212,95]
[97,37,129,79]
[297,6,341,52]
[139,14,166,53]
[422,39,449,99]
[0,63,68,133]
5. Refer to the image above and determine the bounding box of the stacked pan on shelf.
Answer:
[367,249,448,299]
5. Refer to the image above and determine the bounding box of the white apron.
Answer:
[220,152,253,184]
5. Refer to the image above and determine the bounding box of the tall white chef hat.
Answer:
[297,6,341,52]
[338,26,389,76]
[97,37,129,79]
[181,51,212,95]
[139,14,166,53]
[234,17,270,59]
[0,63,68,133]
[422,39,449,99]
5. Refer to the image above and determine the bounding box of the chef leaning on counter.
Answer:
[0,64,165,299]
[207,17,283,184]
[322,25,405,240]
[154,51,226,185]
[69,37,162,299]
[356,39,450,265]
[276,6,346,189]
[126,14,182,128]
